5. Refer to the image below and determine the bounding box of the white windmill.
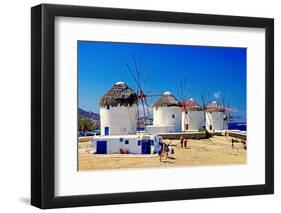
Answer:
[99,82,138,136]
[177,79,204,131]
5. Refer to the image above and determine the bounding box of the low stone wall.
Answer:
[209,131,247,141]
[78,141,91,149]
[158,132,206,140]
[78,141,93,154]
[228,132,247,141]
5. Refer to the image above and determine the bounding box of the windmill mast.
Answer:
[200,87,211,132]
[177,79,189,131]
[127,55,161,130]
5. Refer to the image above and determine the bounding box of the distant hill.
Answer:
[78,108,154,130]
[78,108,99,119]
[78,108,100,129]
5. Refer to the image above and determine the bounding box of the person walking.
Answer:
[159,143,169,162]
[183,138,188,148]
[180,135,184,148]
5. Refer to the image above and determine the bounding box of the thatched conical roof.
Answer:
[205,101,225,112]
[153,91,181,109]
[99,82,138,107]
[187,98,202,111]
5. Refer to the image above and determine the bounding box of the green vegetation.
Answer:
[78,116,96,132]
[198,128,206,132]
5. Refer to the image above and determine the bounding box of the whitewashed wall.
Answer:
[92,135,161,154]
[92,137,140,154]
[182,111,204,131]
[205,112,228,132]
[153,106,182,132]
[100,105,137,135]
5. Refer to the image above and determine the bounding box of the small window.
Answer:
[106,105,110,110]
[137,140,141,146]
[119,138,123,142]
[125,140,129,144]
[172,114,175,118]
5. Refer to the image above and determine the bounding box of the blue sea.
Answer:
[228,122,247,131]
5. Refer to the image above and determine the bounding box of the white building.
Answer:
[99,82,137,136]
[205,101,228,132]
[181,98,204,131]
[146,91,182,133]
[91,134,163,154]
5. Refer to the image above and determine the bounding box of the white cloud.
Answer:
[213,91,221,99]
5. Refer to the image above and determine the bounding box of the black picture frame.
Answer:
[31,3,274,209]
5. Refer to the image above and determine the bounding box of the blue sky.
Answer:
[78,41,246,122]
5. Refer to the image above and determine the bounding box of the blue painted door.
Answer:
[104,127,109,135]
[96,141,107,154]
[141,140,151,154]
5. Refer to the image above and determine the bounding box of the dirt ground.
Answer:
[78,136,247,171]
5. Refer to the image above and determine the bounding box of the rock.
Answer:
[78,141,91,149]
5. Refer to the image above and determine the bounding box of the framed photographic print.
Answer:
[31,3,274,209]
